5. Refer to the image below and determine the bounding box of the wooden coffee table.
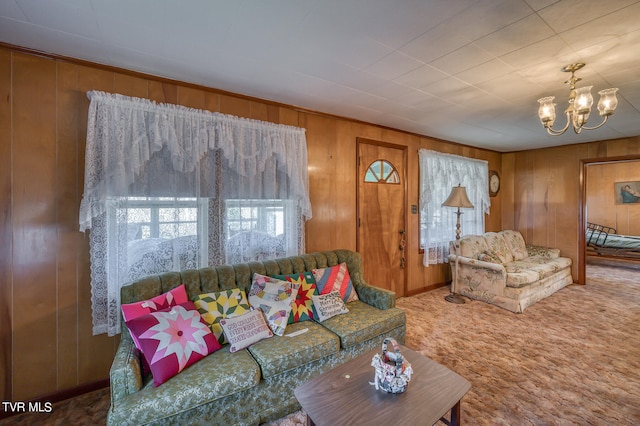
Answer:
[294,345,471,426]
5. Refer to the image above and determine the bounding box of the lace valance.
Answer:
[79,91,311,232]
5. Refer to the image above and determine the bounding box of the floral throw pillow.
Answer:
[477,251,502,264]
[193,289,251,345]
[312,262,358,303]
[273,272,318,324]
[125,302,221,387]
[220,309,273,353]
[312,291,349,322]
[248,273,298,336]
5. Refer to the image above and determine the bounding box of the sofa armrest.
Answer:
[353,281,396,310]
[526,244,560,259]
[449,254,506,273]
[110,331,143,405]
[449,254,507,296]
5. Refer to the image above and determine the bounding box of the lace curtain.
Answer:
[419,149,490,266]
[80,91,311,336]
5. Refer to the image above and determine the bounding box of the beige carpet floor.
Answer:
[2,264,639,425]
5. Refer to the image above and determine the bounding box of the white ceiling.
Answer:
[2,0,640,152]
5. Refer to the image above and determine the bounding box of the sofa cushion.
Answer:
[318,301,406,349]
[484,232,514,263]
[248,273,298,336]
[220,309,273,353]
[247,321,340,378]
[458,235,489,258]
[499,230,528,261]
[130,346,261,422]
[273,272,318,323]
[193,289,251,345]
[312,262,359,303]
[126,302,222,386]
[504,256,572,288]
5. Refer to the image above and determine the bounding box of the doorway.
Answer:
[356,138,407,297]
[580,155,640,282]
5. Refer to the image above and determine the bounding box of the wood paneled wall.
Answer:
[502,136,640,283]
[0,45,501,402]
[586,161,640,235]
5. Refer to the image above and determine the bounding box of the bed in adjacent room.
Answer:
[586,222,640,259]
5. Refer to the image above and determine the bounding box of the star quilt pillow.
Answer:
[248,273,298,336]
[126,301,222,387]
[193,289,251,345]
[312,262,359,303]
[121,284,189,350]
[273,272,318,324]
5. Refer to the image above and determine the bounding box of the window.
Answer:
[224,199,297,264]
[106,197,209,284]
[123,197,203,240]
[364,159,400,183]
[82,91,311,336]
[418,149,490,266]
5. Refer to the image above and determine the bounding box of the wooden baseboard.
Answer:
[0,378,109,420]
[405,281,449,297]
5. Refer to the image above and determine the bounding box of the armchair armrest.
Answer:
[110,331,143,406]
[526,244,560,259]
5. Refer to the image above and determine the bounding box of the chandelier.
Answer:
[537,63,619,136]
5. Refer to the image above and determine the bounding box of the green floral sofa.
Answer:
[108,249,406,425]
[448,230,573,313]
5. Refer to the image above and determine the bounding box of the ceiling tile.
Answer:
[558,2,640,52]
[456,59,514,85]
[393,64,450,90]
[475,14,556,57]
[537,0,638,33]
[364,51,425,80]
[429,44,495,75]
[0,0,27,20]
[499,36,578,71]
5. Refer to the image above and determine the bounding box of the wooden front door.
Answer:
[357,139,407,297]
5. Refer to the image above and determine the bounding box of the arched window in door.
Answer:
[364,159,400,184]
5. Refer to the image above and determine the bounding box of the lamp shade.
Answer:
[537,96,556,126]
[597,88,619,116]
[442,185,474,209]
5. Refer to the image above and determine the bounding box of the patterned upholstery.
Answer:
[109,249,406,425]
[449,231,573,313]
[248,321,340,378]
[319,300,406,349]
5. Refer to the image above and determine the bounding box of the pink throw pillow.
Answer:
[121,284,189,350]
[125,302,221,386]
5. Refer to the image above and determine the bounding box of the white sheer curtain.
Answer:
[419,149,490,266]
[80,91,311,336]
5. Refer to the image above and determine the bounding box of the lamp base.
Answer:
[444,293,466,304]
